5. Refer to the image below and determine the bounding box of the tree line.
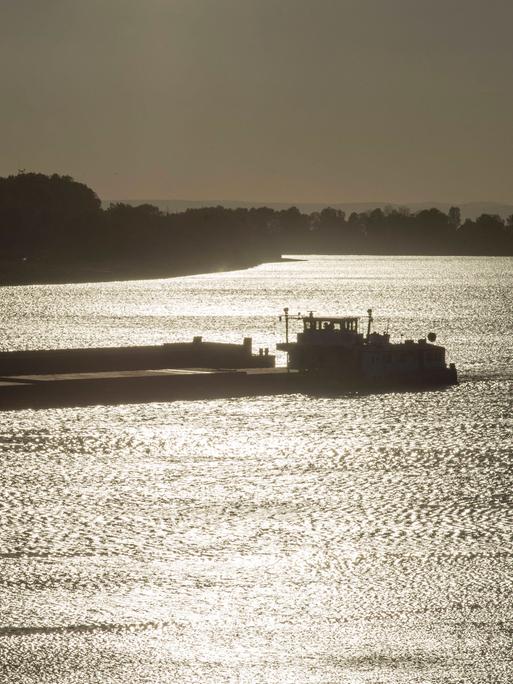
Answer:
[0,172,511,283]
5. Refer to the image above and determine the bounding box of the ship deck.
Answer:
[0,367,302,412]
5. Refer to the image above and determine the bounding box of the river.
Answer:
[1,256,512,683]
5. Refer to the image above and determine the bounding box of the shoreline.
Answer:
[1,253,509,288]
[0,256,296,288]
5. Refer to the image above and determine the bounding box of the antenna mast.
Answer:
[284,307,289,344]
[367,309,373,339]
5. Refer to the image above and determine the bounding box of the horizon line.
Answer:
[100,197,513,208]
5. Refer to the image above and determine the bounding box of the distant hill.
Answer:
[103,199,513,221]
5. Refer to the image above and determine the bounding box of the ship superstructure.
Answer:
[277,309,457,387]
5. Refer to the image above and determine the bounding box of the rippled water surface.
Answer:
[1,256,512,683]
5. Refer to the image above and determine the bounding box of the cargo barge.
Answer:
[0,309,457,411]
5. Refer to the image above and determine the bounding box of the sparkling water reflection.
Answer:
[0,257,512,682]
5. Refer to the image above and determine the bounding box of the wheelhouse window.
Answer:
[303,317,359,332]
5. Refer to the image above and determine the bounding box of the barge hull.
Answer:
[0,367,457,412]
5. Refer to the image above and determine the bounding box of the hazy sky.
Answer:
[1,0,512,203]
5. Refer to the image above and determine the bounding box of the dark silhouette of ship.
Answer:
[277,308,457,388]
[0,309,457,411]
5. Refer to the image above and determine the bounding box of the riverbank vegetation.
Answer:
[1,172,512,284]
